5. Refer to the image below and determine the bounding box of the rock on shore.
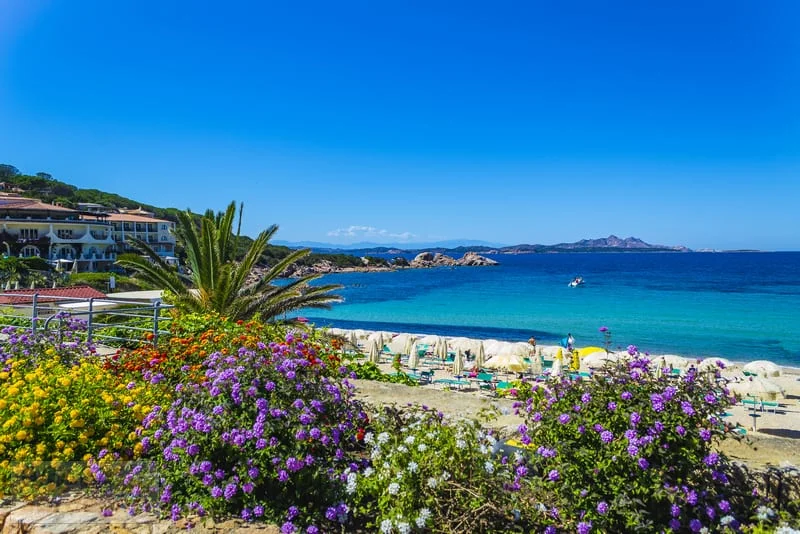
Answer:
[410,251,499,268]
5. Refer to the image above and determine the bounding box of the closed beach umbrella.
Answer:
[417,334,440,346]
[408,349,420,371]
[367,339,381,364]
[435,337,449,361]
[474,342,486,370]
[403,335,417,356]
[529,352,543,375]
[349,330,360,350]
[368,331,393,351]
[729,376,785,401]
[551,350,563,377]
[742,360,782,378]
[452,349,465,376]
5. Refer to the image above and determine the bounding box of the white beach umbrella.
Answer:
[417,334,440,346]
[728,376,785,401]
[581,351,619,370]
[697,357,735,373]
[474,342,486,370]
[483,339,504,357]
[407,349,420,371]
[435,337,449,361]
[349,330,360,349]
[449,337,474,353]
[483,353,526,373]
[367,339,381,365]
[550,355,563,377]
[499,342,532,358]
[742,360,782,378]
[403,335,418,356]
[651,355,690,370]
[529,352,543,375]
[452,349,465,376]
[387,333,411,354]
[368,331,394,352]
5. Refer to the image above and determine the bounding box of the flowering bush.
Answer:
[113,329,369,532]
[0,324,164,499]
[349,405,526,532]
[512,354,750,532]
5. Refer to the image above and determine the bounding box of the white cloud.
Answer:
[327,225,417,242]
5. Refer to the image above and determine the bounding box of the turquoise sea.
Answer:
[300,252,800,367]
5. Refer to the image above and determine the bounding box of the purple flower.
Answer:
[637,458,649,470]
[621,391,632,401]
[650,393,665,412]
[558,413,571,424]
[675,425,686,436]
[597,501,609,514]
[224,483,237,500]
[718,500,731,513]
[699,428,712,441]
[671,504,680,517]
[627,444,639,457]
[607,401,617,411]
[548,469,560,482]
[581,393,591,403]
[681,401,695,416]
[577,521,592,534]
[210,486,223,498]
[630,412,641,426]
[703,452,719,466]
[670,519,680,531]
[627,344,638,356]
[689,519,702,532]
[600,431,614,444]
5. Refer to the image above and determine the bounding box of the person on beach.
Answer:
[560,333,575,352]
[528,336,537,354]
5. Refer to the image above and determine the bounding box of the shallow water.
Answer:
[299,252,800,366]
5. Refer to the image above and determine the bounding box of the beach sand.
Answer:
[341,332,800,469]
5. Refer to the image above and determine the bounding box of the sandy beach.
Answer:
[334,329,800,469]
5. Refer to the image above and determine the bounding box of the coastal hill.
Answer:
[279,235,691,256]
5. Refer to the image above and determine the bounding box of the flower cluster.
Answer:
[115,327,368,532]
[512,350,745,531]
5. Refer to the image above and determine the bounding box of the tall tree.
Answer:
[116,201,343,321]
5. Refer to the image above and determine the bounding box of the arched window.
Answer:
[21,245,40,258]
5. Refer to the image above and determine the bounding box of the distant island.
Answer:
[280,235,691,256]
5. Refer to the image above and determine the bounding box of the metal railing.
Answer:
[0,291,173,347]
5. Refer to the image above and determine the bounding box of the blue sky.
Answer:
[1,1,798,250]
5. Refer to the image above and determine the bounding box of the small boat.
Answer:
[568,276,584,287]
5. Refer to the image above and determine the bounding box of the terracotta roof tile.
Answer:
[0,285,107,304]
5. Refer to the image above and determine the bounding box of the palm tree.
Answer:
[116,201,343,321]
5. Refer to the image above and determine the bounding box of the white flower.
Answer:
[378,432,390,444]
[719,515,734,526]
[404,435,416,445]
[416,508,431,528]
[397,445,408,453]
[699,528,709,534]
[417,443,428,452]
[776,526,800,534]
[479,444,488,455]
[427,477,438,489]
[514,451,523,463]
[397,521,411,534]
[371,448,382,460]
[756,505,775,521]
[484,460,494,474]
[441,470,451,481]
[407,461,418,473]
[388,482,400,495]
[363,467,374,477]
[345,472,358,494]
[380,519,393,533]
[364,432,374,444]
[485,434,497,445]
[383,462,391,470]
[456,439,467,449]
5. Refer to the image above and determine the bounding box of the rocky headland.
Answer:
[277,251,498,278]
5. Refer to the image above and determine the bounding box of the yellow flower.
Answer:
[0,399,7,409]
[0,372,8,380]
[15,430,28,441]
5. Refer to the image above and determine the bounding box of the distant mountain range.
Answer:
[276,235,691,255]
